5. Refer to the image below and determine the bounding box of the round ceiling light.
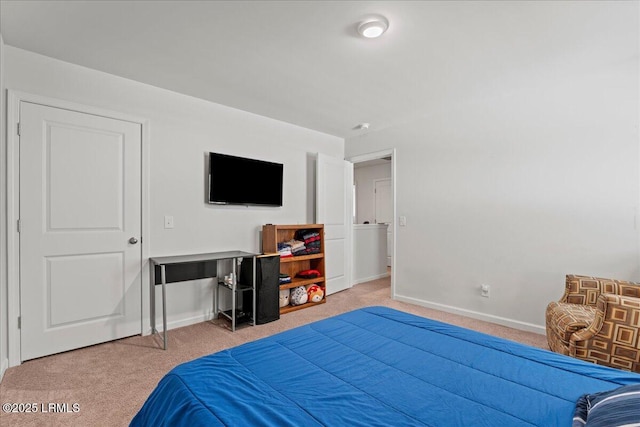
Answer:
[358,18,389,38]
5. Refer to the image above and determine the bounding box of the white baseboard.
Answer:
[0,358,8,383]
[353,272,390,286]
[143,312,213,336]
[393,294,546,335]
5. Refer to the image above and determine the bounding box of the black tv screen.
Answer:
[208,152,283,206]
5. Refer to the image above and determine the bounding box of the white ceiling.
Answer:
[1,0,637,138]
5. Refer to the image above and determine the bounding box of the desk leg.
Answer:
[161,265,168,350]
[252,256,256,326]
[231,261,236,332]
[150,263,156,335]
[215,277,219,319]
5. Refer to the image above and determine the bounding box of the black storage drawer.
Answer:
[241,254,280,324]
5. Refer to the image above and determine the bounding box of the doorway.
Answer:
[348,149,396,297]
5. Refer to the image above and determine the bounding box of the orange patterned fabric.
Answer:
[545,275,640,373]
[561,275,619,306]
[545,302,596,354]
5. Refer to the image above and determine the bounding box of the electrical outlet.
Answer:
[481,284,490,298]
[164,215,174,229]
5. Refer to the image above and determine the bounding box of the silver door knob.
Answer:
[129,237,138,244]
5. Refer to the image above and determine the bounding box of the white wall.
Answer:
[354,162,392,224]
[2,46,343,365]
[346,51,639,332]
[353,224,388,284]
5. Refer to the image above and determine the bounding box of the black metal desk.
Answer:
[149,251,257,349]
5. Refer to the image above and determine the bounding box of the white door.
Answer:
[374,179,393,266]
[19,101,142,361]
[316,153,353,295]
[374,179,392,224]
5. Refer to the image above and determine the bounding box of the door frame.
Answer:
[347,149,396,299]
[6,90,150,367]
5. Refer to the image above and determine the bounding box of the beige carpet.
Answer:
[0,276,548,427]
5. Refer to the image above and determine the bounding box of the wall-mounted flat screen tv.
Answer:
[208,152,283,206]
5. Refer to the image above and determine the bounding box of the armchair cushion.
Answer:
[572,293,640,372]
[563,275,622,306]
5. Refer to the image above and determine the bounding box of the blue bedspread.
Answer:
[131,306,640,426]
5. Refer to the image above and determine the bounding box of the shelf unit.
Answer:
[216,279,254,330]
[262,224,326,314]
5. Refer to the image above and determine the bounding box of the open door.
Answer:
[316,153,353,295]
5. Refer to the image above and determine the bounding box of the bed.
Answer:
[131,306,640,426]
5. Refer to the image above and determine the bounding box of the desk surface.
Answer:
[150,251,258,266]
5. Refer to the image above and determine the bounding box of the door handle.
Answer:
[129,237,139,244]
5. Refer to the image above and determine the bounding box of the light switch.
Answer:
[164,215,174,229]
[399,216,407,227]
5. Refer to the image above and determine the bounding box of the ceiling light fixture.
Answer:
[357,17,389,38]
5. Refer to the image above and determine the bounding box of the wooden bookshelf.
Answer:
[262,224,326,314]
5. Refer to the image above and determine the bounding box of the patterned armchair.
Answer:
[545,274,640,373]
